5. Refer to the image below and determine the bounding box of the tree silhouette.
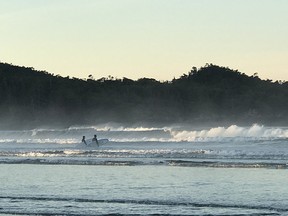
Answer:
[0,62,287,129]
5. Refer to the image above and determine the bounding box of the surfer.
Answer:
[92,134,99,147]
[82,136,87,145]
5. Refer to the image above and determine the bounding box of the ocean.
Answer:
[0,124,288,216]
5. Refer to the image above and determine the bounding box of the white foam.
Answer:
[1,124,288,144]
[171,124,288,142]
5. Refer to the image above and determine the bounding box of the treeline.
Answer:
[0,62,288,129]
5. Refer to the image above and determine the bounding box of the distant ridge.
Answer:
[0,62,288,129]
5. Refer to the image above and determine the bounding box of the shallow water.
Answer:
[1,165,288,215]
[0,124,288,215]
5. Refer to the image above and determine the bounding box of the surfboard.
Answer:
[77,138,109,148]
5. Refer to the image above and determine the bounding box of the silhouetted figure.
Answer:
[82,136,87,145]
[92,134,99,147]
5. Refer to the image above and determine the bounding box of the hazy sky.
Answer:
[1,0,287,81]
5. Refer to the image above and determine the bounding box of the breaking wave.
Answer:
[172,124,288,142]
[0,124,288,144]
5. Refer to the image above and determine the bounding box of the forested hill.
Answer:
[0,62,288,129]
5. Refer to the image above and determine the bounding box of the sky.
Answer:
[1,0,288,81]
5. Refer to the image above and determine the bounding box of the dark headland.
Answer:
[0,62,287,129]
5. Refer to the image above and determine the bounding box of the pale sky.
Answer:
[1,0,287,81]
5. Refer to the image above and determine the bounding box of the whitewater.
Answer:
[0,124,288,215]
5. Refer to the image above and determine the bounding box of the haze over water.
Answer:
[1,124,288,215]
[1,1,288,215]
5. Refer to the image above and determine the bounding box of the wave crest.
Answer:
[171,124,288,142]
[1,124,288,144]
